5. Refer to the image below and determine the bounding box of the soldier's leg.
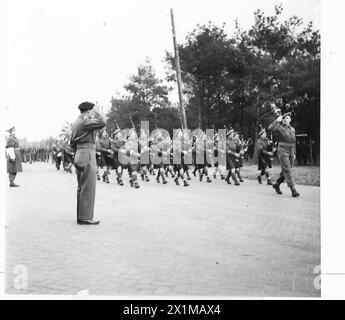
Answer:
[173,167,180,185]
[287,154,300,196]
[203,167,212,183]
[76,159,97,221]
[76,167,82,220]
[225,169,231,184]
[132,170,140,188]
[116,166,124,185]
[257,168,265,184]
[143,166,150,182]
[279,153,295,188]
[180,170,189,187]
[231,168,240,185]
[236,168,244,182]
[265,170,273,185]
[156,167,161,183]
[192,166,197,177]
[159,167,167,184]
[9,173,18,186]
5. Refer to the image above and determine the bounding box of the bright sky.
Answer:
[1,0,320,141]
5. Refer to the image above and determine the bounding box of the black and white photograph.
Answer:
[1,0,342,301]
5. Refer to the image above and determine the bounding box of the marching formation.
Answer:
[5,101,300,226]
[51,124,256,189]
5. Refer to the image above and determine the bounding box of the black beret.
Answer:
[78,101,95,111]
[282,112,291,118]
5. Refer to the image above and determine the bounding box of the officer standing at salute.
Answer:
[70,102,106,225]
[268,112,300,197]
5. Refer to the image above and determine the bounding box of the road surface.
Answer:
[5,162,320,297]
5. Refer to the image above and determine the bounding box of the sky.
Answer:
[1,0,321,141]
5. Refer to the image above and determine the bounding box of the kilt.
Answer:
[226,154,237,170]
[101,153,115,169]
[258,154,272,171]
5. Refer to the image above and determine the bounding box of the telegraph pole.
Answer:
[170,8,187,129]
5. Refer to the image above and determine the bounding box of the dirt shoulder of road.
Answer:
[241,164,320,186]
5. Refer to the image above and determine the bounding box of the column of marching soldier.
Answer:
[5,103,299,227]
[47,114,300,198]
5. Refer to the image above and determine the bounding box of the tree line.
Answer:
[106,5,319,163]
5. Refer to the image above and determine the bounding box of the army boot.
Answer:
[272,183,283,195]
[257,175,262,184]
[174,176,180,185]
[231,172,240,186]
[290,186,300,197]
[237,170,244,182]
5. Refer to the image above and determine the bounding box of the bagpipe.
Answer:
[267,132,278,162]
[239,137,252,159]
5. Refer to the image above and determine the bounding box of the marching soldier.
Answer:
[95,133,103,180]
[109,129,125,186]
[193,132,212,183]
[172,129,189,187]
[98,129,114,183]
[62,138,74,173]
[234,132,245,182]
[70,101,106,225]
[213,133,226,180]
[268,112,300,197]
[256,126,273,185]
[139,130,151,183]
[151,133,168,184]
[5,127,22,187]
[52,140,63,170]
[224,130,241,186]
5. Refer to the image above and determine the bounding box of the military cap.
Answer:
[78,101,95,111]
[226,128,235,137]
[6,126,15,133]
[282,112,292,119]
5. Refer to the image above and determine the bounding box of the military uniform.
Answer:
[98,134,114,183]
[268,115,299,196]
[6,128,22,187]
[111,133,126,185]
[256,133,273,185]
[225,135,240,185]
[52,142,63,170]
[70,102,106,223]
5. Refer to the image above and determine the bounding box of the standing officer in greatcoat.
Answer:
[70,102,106,225]
[5,127,22,187]
[268,112,300,197]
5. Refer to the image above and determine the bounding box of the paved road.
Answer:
[5,162,320,297]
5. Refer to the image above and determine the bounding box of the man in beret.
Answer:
[268,112,300,197]
[5,127,22,187]
[70,102,106,225]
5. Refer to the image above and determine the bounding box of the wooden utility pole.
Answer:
[170,8,188,129]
